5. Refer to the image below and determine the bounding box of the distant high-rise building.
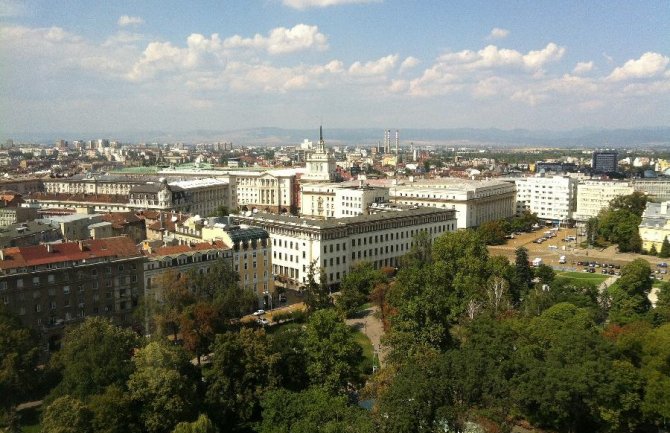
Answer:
[592,151,618,173]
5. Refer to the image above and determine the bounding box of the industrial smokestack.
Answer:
[395,130,399,155]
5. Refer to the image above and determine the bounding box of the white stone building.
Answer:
[301,182,389,219]
[233,206,457,289]
[388,178,516,229]
[573,180,634,222]
[514,175,577,222]
[168,178,231,217]
[301,126,337,183]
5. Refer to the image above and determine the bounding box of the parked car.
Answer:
[658,262,668,268]
[253,309,265,316]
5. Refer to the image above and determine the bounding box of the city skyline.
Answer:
[1,0,669,136]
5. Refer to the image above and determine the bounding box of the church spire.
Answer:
[317,125,325,153]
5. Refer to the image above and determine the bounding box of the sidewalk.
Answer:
[345,305,387,367]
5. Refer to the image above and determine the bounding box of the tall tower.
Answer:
[395,130,399,155]
[303,126,337,182]
[383,130,390,154]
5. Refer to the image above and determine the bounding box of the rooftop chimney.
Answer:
[78,240,84,251]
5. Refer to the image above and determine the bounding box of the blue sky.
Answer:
[1,0,669,138]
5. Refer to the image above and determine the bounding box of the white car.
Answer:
[252,309,265,316]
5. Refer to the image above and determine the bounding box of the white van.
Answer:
[532,257,543,267]
[558,255,567,264]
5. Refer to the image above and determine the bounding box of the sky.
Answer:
[1,0,669,138]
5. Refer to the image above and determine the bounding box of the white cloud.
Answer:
[399,56,420,72]
[117,15,144,27]
[282,0,381,10]
[487,27,509,40]
[523,43,566,69]
[573,61,594,75]
[473,76,510,98]
[223,24,328,54]
[349,54,398,76]
[607,52,669,81]
[438,42,565,71]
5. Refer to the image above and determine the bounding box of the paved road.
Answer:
[345,305,387,367]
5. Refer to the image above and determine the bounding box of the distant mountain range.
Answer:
[6,127,670,148]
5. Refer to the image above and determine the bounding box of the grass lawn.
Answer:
[555,271,610,285]
[18,406,41,433]
[353,330,375,376]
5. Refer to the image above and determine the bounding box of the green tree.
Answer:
[0,307,40,426]
[609,191,649,217]
[336,262,386,317]
[660,237,670,258]
[303,309,362,392]
[477,220,508,245]
[149,269,194,339]
[650,282,670,325]
[207,206,229,218]
[386,231,491,358]
[172,414,218,433]
[607,259,652,324]
[88,385,141,433]
[49,317,140,400]
[179,302,220,365]
[534,264,555,285]
[649,243,659,256]
[586,217,600,247]
[598,360,646,433]
[205,328,279,428]
[268,325,309,392]
[513,303,612,432]
[304,262,332,311]
[399,231,432,268]
[127,342,197,433]
[376,352,465,433]
[514,247,533,303]
[639,323,670,425]
[258,387,374,433]
[42,396,93,433]
[598,208,643,253]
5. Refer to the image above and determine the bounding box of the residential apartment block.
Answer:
[573,180,635,222]
[513,175,577,222]
[0,237,143,349]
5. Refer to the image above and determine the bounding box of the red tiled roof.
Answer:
[146,213,190,232]
[0,237,140,271]
[101,212,143,229]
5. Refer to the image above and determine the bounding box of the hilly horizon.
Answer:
[5,126,670,148]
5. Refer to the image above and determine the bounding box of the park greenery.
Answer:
[2,226,670,433]
[588,192,648,253]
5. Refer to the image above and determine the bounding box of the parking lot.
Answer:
[489,226,669,281]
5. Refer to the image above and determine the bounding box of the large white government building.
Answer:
[387,178,516,229]
[233,206,457,289]
[299,178,514,229]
